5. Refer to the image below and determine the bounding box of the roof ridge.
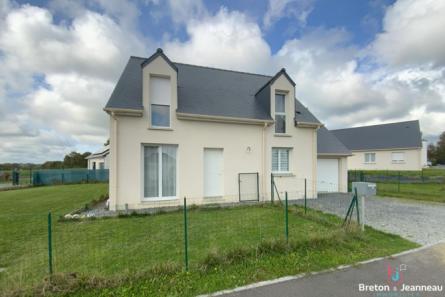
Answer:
[173,62,273,78]
[333,120,419,131]
[129,55,147,60]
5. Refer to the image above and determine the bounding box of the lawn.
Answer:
[0,184,418,297]
[348,169,445,202]
[376,182,445,203]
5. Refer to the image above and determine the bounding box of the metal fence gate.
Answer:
[238,172,259,202]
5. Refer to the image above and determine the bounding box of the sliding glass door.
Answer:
[144,145,177,199]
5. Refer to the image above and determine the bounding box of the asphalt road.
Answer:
[214,242,445,297]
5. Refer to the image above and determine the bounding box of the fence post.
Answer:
[271,173,274,203]
[355,188,360,225]
[398,171,401,192]
[285,192,289,242]
[47,212,53,275]
[183,197,189,271]
[61,168,64,184]
[304,178,307,214]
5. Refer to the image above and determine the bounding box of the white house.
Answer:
[86,146,109,170]
[332,121,427,171]
[103,49,349,211]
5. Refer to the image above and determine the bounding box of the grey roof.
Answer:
[294,102,350,156]
[86,146,110,159]
[105,52,352,156]
[105,52,318,122]
[175,63,272,120]
[295,99,321,124]
[317,127,351,156]
[332,120,422,150]
[105,56,144,110]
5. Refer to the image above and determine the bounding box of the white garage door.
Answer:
[317,159,339,192]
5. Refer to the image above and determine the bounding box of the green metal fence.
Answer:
[32,169,109,186]
[348,170,445,200]
[0,192,360,294]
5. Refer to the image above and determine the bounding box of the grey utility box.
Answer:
[352,182,376,197]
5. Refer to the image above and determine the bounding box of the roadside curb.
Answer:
[197,239,445,297]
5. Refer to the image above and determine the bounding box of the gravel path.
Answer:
[295,194,445,245]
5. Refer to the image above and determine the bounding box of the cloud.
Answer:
[165,8,272,73]
[0,1,148,162]
[372,0,445,67]
[263,0,315,28]
[1,0,444,163]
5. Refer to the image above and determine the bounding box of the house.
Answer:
[332,120,427,171]
[86,146,109,170]
[103,48,348,211]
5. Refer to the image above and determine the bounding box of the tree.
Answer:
[436,132,445,165]
[428,131,445,165]
[428,144,437,165]
[63,151,91,168]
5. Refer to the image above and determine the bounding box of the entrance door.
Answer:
[204,148,223,197]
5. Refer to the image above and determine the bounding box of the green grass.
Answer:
[0,184,418,297]
[349,168,445,177]
[376,182,445,202]
[348,169,445,202]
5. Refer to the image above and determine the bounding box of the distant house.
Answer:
[103,48,349,211]
[332,120,427,171]
[86,146,109,170]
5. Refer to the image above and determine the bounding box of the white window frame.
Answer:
[392,152,405,164]
[272,148,291,173]
[364,152,376,164]
[150,76,171,129]
[142,144,178,201]
[275,93,286,134]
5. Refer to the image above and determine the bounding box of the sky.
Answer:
[0,0,444,163]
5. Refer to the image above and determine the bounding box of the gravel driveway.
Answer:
[295,194,445,245]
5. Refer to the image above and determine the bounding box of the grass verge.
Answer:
[0,184,418,297]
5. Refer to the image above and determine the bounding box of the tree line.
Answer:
[0,151,91,170]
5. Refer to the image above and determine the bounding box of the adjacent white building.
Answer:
[86,146,109,170]
[332,121,426,171]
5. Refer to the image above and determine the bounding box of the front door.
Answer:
[204,148,223,197]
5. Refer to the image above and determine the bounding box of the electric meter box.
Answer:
[352,182,376,197]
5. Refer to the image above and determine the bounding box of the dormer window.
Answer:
[275,93,286,133]
[150,76,171,128]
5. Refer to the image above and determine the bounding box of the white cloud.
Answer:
[167,0,207,24]
[372,0,445,67]
[165,8,272,73]
[1,0,444,163]
[0,1,148,162]
[263,0,315,28]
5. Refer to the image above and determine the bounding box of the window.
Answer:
[150,76,171,127]
[364,153,376,163]
[392,152,405,163]
[99,163,105,170]
[272,148,290,172]
[144,145,177,199]
[275,94,286,133]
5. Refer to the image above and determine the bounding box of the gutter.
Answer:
[317,153,353,157]
[295,121,324,128]
[176,112,274,125]
[103,107,143,117]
